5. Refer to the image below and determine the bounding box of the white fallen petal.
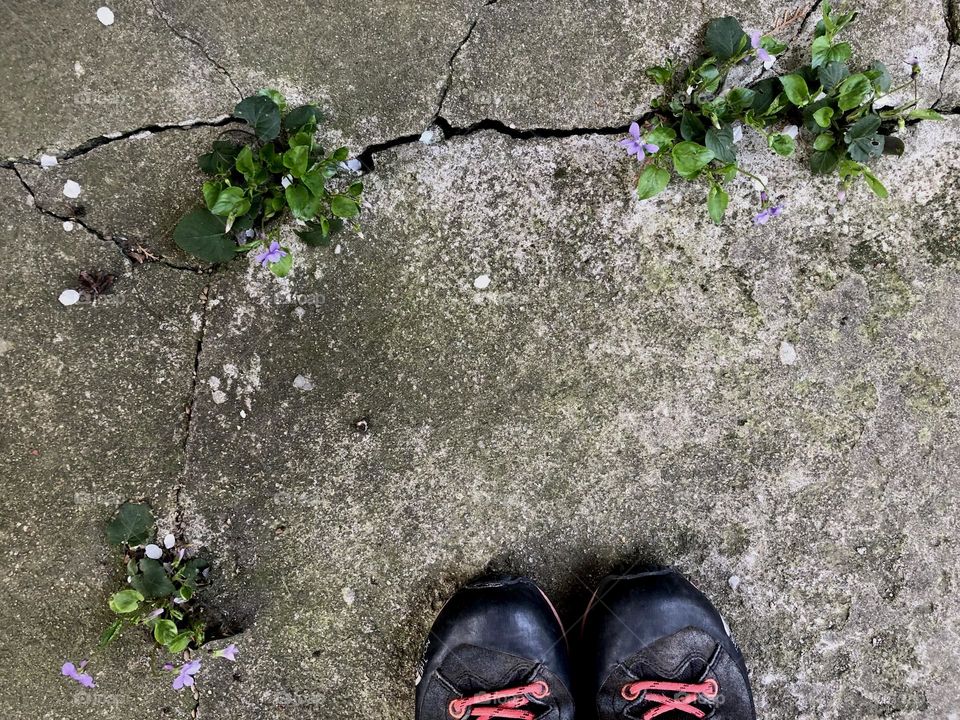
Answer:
[58,289,80,306]
[40,154,59,168]
[281,175,292,188]
[345,158,362,171]
[783,124,799,139]
[144,544,163,559]
[473,274,491,290]
[96,6,114,25]
[163,533,175,549]
[779,341,797,366]
[293,374,315,391]
[419,130,435,145]
[732,124,743,143]
[62,221,74,232]
[63,180,81,199]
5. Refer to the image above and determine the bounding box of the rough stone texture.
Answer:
[0,171,206,718]
[152,0,484,147]
[1,1,959,719]
[0,0,237,159]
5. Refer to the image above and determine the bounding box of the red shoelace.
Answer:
[620,678,719,719]
[448,680,551,719]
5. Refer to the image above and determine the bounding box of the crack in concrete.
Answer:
[9,164,135,268]
[357,115,634,169]
[149,0,243,101]
[432,0,500,122]
[2,115,236,167]
[937,43,955,108]
[946,0,959,44]
[176,281,211,540]
[7,163,205,273]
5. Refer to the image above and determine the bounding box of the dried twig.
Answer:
[769,3,814,34]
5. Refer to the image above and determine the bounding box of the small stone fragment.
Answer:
[63,180,82,199]
[473,274,491,290]
[62,221,74,232]
[293,374,315,391]
[778,341,797,366]
[96,6,115,25]
[728,575,741,591]
[211,390,228,405]
[58,289,80,306]
[341,587,356,605]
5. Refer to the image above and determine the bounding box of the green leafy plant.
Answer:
[174,89,364,275]
[100,503,210,653]
[627,1,943,224]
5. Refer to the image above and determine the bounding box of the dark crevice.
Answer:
[357,116,634,170]
[149,0,243,100]
[936,44,955,108]
[947,0,959,44]
[432,0,500,122]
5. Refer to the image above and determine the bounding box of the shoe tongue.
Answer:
[625,627,715,683]
[441,644,539,694]
[620,628,753,720]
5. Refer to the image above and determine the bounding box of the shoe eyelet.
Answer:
[702,678,719,699]
[448,699,467,719]
[621,683,641,701]
[529,680,550,699]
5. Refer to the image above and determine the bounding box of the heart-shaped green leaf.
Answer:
[173,209,236,263]
[106,503,155,546]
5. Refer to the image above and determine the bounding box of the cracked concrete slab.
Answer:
[0,0,238,159]
[151,0,487,148]
[2,1,960,718]
[175,119,960,719]
[0,170,207,718]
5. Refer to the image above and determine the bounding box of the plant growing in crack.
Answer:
[61,502,237,692]
[173,89,364,276]
[624,1,944,224]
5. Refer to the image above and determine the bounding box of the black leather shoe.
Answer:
[415,575,576,720]
[580,569,756,720]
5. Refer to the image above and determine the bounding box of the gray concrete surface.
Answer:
[1,1,959,719]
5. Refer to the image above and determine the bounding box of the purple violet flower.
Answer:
[619,122,659,160]
[214,643,238,661]
[750,31,775,68]
[254,241,287,268]
[837,189,846,204]
[61,660,96,689]
[754,203,784,225]
[172,659,201,691]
